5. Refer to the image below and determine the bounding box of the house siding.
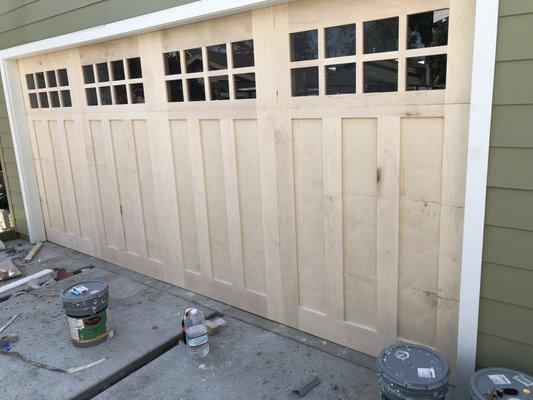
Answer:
[0,0,198,236]
[477,1,533,375]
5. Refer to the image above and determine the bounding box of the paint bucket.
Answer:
[60,280,109,347]
[470,368,533,399]
[377,343,450,399]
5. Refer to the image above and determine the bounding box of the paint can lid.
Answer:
[377,343,450,391]
[61,280,108,308]
[470,368,533,399]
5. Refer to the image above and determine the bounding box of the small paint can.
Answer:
[60,280,109,347]
[377,343,450,399]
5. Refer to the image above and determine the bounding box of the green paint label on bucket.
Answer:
[67,309,108,341]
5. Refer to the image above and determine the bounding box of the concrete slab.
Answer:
[94,316,379,400]
[0,267,213,400]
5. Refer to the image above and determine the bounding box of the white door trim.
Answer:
[455,0,499,396]
[0,0,292,243]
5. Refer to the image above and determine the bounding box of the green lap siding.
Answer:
[478,0,533,375]
[0,0,198,236]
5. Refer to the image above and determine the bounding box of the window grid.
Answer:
[163,39,255,103]
[82,58,145,106]
[25,69,72,109]
[289,9,449,97]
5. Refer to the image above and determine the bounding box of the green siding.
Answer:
[491,105,533,148]
[478,0,533,375]
[0,0,198,237]
[477,334,533,374]
[485,188,533,231]
[496,14,533,61]
[0,0,198,49]
[499,1,533,17]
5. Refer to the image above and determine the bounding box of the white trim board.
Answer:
[455,0,499,397]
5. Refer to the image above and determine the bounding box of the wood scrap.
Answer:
[24,242,43,262]
[0,260,22,282]
[293,376,320,397]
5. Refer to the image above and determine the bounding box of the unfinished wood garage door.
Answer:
[17,0,474,366]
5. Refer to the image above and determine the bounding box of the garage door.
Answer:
[17,0,474,364]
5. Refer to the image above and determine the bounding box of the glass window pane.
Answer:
[39,92,49,108]
[232,40,254,68]
[99,86,112,105]
[58,69,69,86]
[167,80,184,102]
[364,17,399,54]
[185,48,203,73]
[207,44,227,71]
[130,83,145,103]
[46,70,57,87]
[29,93,38,108]
[127,57,143,79]
[164,51,181,75]
[26,74,35,90]
[364,59,398,93]
[326,63,356,95]
[61,90,72,107]
[408,9,449,49]
[290,30,318,61]
[114,85,128,104]
[111,60,125,81]
[50,91,60,107]
[36,72,46,88]
[406,55,447,90]
[97,62,109,82]
[86,88,98,106]
[83,65,95,84]
[187,78,205,101]
[291,67,319,97]
[210,76,230,100]
[326,24,356,58]
[234,74,256,99]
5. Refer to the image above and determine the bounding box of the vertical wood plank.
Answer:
[252,5,285,323]
[376,116,400,337]
[188,118,213,279]
[323,117,344,320]
[220,118,245,288]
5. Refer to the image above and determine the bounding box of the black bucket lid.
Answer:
[470,368,533,399]
[61,280,109,306]
[378,343,450,391]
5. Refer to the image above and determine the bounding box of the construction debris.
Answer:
[293,376,321,398]
[0,260,22,282]
[204,316,227,335]
[0,314,19,335]
[0,268,54,296]
[24,242,43,262]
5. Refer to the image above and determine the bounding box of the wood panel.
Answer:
[17,0,474,366]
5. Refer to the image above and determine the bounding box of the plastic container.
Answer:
[60,281,109,347]
[184,308,209,358]
[470,368,533,399]
[377,343,450,399]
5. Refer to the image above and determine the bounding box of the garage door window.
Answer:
[163,39,256,102]
[25,69,72,108]
[82,57,145,105]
